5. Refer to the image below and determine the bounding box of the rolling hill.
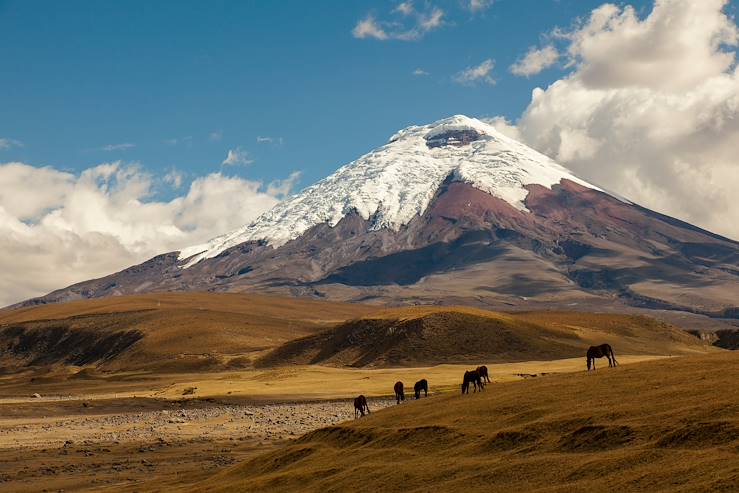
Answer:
[257,306,707,368]
[0,294,711,374]
[0,292,375,372]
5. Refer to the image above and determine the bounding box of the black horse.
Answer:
[414,379,428,399]
[354,395,370,418]
[394,381,405,404]
[476,365,491,383]
[587,344,618,371]
[461,370,484,394]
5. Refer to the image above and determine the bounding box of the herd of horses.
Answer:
[393,378,429,404]
[354,344,618,418]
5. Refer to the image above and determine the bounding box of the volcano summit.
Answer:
[20,116,739,321]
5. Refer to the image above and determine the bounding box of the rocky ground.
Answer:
[0,397,396,492]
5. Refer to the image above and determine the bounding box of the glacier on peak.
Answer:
[178,115,603,267]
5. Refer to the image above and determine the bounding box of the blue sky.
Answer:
[0,0,657,192]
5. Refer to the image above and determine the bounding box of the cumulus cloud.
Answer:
[413,68,430,76]
[0,138,23,150]
[482,116,522,140]
[209,130,223,142]
[509,0,739,240]
[454,58,496,85]
[0,161,299,306]
[222,147,253,166]
[510,45,559,76]
[353,3,444,41]
[100,143,135,151]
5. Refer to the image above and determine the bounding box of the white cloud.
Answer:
[352,16,389,40]
[417,7,443,32]
[508,0,739,240]
[100,143,135,151]
[353,4,444,41]
[0,161,299,306]
[511,45,559,76]
[413,68,430,76]
[454,58,496,85]
[222,147,253,166]
[556,1,738,91]
[0,163,74,221]
[466,0,493,13]
[482,116,522,141]
[266,171,302,198]
[394,1,414,16]
[0,138,23,150]
[209,130,223,142]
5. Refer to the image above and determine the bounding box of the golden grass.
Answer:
[0,356,666,403]
[0,292,375,325]
[194,352,739,493]
[0,293,377,372]
[0,292,713,373]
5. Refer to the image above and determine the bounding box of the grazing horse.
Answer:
[476,365,491,383]
[394,381,405,404]
[414,379,428,399]
[461,370,484,394]
[586,344,618,371]
[354,395,370,418]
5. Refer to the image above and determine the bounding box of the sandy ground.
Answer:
[0,355,667,492]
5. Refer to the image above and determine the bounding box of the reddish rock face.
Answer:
[16,178,739,322]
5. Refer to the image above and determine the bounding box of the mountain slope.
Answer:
[17,116,739,321]
[178,116,601,267]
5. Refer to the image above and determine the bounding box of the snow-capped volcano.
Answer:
[179,115,603,267]
[19,115,738,324]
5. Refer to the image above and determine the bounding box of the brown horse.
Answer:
[587,344,618,371]
[394,381,405,404]
[476,365,491,383]
[461,370,484,394]
[354,395,370,418]
[414,379,428,399]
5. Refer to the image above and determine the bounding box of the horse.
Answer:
[461,370,484,394]
[414,379,428,399]
[586,344,618,371]
[354,395,370,418]
[394,381,405,404]
[476,365,491,383]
